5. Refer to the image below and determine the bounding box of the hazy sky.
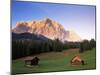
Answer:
[12,1,96,40]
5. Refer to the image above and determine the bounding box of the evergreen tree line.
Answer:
[12,38,96,59]
[12,39,80,59]
[79,39,96,53]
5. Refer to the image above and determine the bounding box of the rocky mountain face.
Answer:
[12,18,81,42]
[66,30,81,42]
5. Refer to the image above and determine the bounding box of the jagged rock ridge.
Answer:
[12,18,81,42]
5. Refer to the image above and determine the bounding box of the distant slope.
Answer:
[12,32,50,41]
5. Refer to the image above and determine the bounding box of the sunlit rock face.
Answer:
[66,30,82,42]
[12,18,81,42]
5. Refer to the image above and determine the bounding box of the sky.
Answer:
[12,0,96,40]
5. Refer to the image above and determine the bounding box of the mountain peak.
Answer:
[12,18,82,42]
[44,18,53,26]
[44,18,52,21]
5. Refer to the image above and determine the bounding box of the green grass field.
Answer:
[12,48,96,74]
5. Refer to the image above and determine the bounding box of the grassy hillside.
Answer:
[12,48,96,74]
